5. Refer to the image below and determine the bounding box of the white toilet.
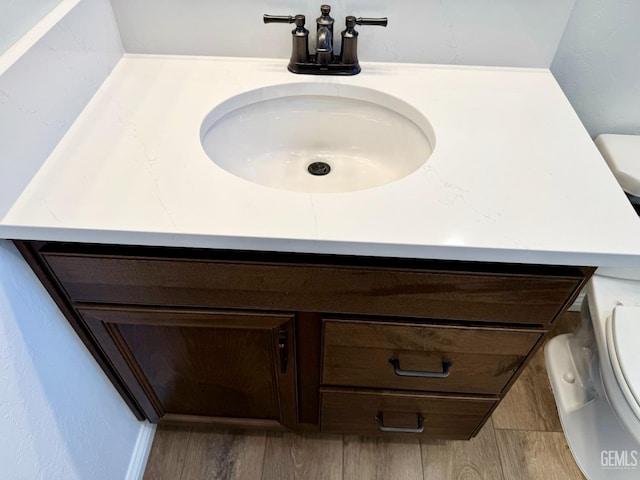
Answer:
[546,134,640,479]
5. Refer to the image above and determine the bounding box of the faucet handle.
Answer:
[341,15,388,72]
[264,13,309,66]
[263,14,307,27]
[354,16,388,27]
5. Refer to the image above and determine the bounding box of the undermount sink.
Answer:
[200,83,435,193]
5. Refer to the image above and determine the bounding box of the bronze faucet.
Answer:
[263,4,387,75]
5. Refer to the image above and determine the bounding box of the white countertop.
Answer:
[3,54,640,266]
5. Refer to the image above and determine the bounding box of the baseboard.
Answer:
[125,422,157,480]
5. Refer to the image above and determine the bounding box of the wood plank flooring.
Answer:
[143,313,584,480]
[344,436,423,480]
[421,418,504,480]
[262,432,343,480]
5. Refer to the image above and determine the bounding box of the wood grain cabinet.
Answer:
[78,306,297,428]
[14,241,594,439]
[321,319,543,395]
[320,389,496,439]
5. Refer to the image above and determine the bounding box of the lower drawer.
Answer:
[320,388,495,440]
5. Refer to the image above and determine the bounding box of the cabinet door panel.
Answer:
[79,307,297,427]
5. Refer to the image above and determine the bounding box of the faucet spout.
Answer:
[316,26,332,65]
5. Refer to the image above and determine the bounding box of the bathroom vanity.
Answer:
[4,53,640,440]
[14,240,591,439]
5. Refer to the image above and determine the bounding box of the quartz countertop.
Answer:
[3,54,640,266]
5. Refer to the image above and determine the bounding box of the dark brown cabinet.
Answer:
[14,240,594,439]
[320,389,496,439]
[79,306,297,428]
[321,318,542,395]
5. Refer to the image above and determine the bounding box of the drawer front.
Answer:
[320,388,495,439]
[42,250,582,323]
[322,319,542,395]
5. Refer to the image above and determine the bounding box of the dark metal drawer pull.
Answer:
[389,358,452,378]
[375,414,425,433]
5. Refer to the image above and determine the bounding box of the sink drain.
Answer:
[308,161,331,176]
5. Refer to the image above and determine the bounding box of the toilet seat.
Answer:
[606,306,640,423]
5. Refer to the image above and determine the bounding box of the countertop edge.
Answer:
[3,224,639,268]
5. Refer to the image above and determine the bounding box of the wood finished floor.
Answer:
[143,313,584,480]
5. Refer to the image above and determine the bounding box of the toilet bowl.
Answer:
[602,302,640,444]
[546,134,640,479]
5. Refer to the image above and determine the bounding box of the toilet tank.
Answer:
[595,134,640,197]
[595,134,640,280]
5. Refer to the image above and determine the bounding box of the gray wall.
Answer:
[551,0,640,137]
[109,0,575,67]
[0,0,63,53]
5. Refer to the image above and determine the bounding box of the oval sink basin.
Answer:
[200,83,435,193]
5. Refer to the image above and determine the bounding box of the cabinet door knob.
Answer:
[389,358,452,378]
[375,414,425,433]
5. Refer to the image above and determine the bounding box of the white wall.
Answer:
[0,0,63,54]
[0,1,149,478]
[109,0,576,68]
[551,0,640,137]
[0,241,143,479]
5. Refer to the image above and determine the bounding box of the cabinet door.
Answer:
[78,306,297,428]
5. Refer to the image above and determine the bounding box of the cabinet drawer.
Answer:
[322,319,542,395]
[320,388,495,439]
[41,247,583,324]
